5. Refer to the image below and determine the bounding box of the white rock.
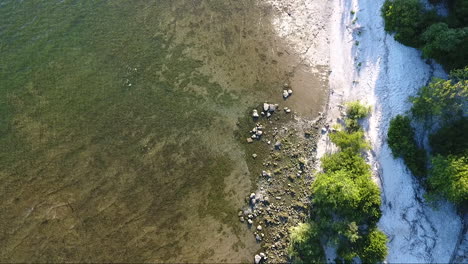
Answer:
[257,225,262,231]
[250,193,256,199]
[268,104,276,112]
[263,103,269,112]
[286,109,291,113]
[288,89,293,95]
[248,219,253,225]
[254,254,262,264]
[256,130,263,136]
[266,112,271,118]
[283,90,289,98]
[252,109,259,118]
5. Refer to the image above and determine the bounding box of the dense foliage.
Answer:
[382,0,468,70]
[387,115,427,178]
[388,68,467,210]
[289,102,388,264]
[429,117,468,156]
[288,222,325,263]
[410,74,468,125]
[427,155,468,205]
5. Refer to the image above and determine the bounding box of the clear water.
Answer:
[0,0,325,262]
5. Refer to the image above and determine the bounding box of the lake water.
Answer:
[0,0,327,262]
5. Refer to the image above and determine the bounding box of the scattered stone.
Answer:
[268,104,276,112]
[262,171,271,177]
[263,103,270,112]
[260,252,267,259]
[251,134,257,139]
[267,112,271,118]
[252,109,259,118]
[321,127,327,133]
[287,89,293,95]
[275,196,281,200]
[252,154,258,159]
[250,193,256,199]
[283,83,289,88]
[247,138,253,143]
[240,216,245,222]
[285,108,291,113]
[261,111,265,116]
[257,225,263,231]
[256,130,263,136]
[256,234,262,241]
[267,140,271,145]
[248,219,253,225]
[254,254,262,264]
[274,141,282,150]
[283,90,289,98]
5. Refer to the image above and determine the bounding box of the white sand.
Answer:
[267,0,465,262]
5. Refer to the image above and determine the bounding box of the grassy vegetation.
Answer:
[289,102,388,264]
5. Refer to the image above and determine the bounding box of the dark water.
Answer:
[0,0,325,262]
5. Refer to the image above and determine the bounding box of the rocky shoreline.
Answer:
[237,85,330,263]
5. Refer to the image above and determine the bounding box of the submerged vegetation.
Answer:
[289,102,388,264]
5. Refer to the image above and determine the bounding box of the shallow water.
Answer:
[0,0,327,262]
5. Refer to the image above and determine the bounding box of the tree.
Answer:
[421,23,468,70]
[387,115,427,178]
[428,155,468,205]
[381,0,440,47]
[410,76,468,124]
[429,117,468,156]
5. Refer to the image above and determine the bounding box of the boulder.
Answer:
[263,103,269,112]
[287,89,293,95]
[247,138,253,143]
[283,90,289,98]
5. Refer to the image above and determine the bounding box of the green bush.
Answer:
[330,130,370,153]
[360,229,389,264]
[428,154,468,205]
[421,23,468,70]
[429,117,468,156]
[345,101,371,132]
[381,0,440,47]
[288,222,325,264]
[321,150,371,176]
[410,75,468,124]
[387,115,427,178]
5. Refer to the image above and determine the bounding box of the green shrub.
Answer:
[429,117,468,156]
[360,229,389,264]
[345,101,371,132]
[321,150,371,176]
[288,222,325,264]
[381,0,439,47]
[421,23,468,70]
[387,115,427,178]
[330,130,370,153]
[428,154,468,205]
